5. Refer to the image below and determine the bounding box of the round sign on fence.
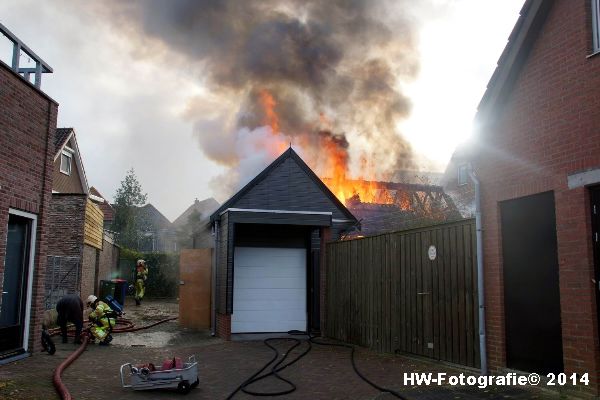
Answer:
[428,245,437,261]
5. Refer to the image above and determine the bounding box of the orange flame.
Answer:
[257,90,411,210]
[259,89,281,135]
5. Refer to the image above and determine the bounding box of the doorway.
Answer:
[500,191,563,373]
[0,212,35,356]
[589,186,600,347]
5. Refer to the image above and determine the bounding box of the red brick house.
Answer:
[47,129,121,307]
[471,0,600,395]
[0,24,55,361]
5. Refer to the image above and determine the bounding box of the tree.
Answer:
[112,168,148,249]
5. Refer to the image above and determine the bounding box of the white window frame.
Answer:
[6,208,37,352]
[59,150,72,175]
[593,0,600,53]
[457,164,469,186]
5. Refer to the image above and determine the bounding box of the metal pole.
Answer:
[34,61,42,88]
[469,168,487,375]
[11,42,20,71]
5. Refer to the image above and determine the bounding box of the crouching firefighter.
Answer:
[86,295,117,346]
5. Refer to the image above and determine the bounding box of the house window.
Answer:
[593,0,600,53]
[457,164,469,186]
[60,151,72,175]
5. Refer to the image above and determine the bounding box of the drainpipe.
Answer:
[468,167,487,375]
[211,221,219,336]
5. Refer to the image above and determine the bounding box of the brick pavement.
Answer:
[0,300,566,399]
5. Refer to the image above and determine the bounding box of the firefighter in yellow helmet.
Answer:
[134,259,148,306]
[86,295,116,345]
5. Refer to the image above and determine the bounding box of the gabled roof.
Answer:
[53,127,89,194]
[173,197,220,227]
[476,0,555,122]
[139,204,172,229]
[210,147,357,223]
[55,128,72,154]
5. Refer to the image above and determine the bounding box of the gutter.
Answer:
[210,221,219,336]
[468,167,487,375]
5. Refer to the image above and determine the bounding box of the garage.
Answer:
[232,247,306,333]
[209,148,358,339]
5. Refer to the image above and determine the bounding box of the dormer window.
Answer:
[60,150,72,175]
[593,0,600,53]
[458,164,469,186]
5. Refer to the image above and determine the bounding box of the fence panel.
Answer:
[326,219,479,369]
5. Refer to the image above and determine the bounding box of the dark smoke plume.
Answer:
[100,0,422,197]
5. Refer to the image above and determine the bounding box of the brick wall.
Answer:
[80,237,120,301]
[216,313,231,340]
[0,61,57,354]
[97,236,120,282]
[47,194,86,257]
[475,0,600,396]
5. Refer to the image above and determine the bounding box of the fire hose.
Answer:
[226,332,409,400]
[50,316,177,400]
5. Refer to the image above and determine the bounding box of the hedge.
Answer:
[119,249,179,298]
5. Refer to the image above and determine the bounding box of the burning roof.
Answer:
[322,179,461,237]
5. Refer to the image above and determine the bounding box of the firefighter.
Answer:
[86,295,115,345]
[134,259,148,306]
[56,294,84,344]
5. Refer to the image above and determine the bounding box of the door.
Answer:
[232,247,306,333]
[500,191,563,373]
[179,249,212,330]
[0,214,32,354]
[590,186,600,344]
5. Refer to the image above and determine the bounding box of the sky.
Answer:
[0,0,524,221]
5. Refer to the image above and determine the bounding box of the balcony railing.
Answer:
[0,22,53,88]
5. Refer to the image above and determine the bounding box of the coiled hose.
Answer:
[50,316,177,400]
[226,332,409,399]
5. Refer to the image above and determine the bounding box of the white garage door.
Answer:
[232,247,306,333]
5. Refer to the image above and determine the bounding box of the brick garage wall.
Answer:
[80,237,120,301]
[97,236,120,282]
[0,62,57,354]
[216,313,231,340]
[475,0,600,396]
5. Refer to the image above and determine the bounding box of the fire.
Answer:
[259,89,288,154]
[259,89,281,135]
[257,90,411,210]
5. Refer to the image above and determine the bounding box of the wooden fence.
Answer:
[325,219,479,368]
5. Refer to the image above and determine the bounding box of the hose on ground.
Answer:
[51,316,177,400]
[226,332,409,400]
[52,333,89,400]
[226,335,312,399]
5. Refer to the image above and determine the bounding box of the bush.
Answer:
[119,249,179,298]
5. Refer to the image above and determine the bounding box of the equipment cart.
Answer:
[120,355,199,394]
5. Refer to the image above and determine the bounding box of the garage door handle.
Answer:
[417,292,430,295]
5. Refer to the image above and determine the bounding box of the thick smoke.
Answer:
[102,0,422,198]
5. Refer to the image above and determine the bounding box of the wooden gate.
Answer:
[179,249,212,330]
[325,219,479,368]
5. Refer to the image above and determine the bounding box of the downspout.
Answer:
[468,167,487,375]
[210,220,219,336]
